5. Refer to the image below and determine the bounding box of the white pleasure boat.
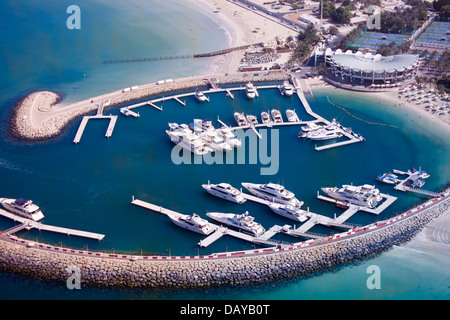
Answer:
[0,198,45,221]
[202,182,247,204]
[216,127,242,147]
[280,81,294,96]
[168,123,192,134]
[241,182,302,207]
[246,114,258,126]
[267,203,308,223]
[167,131,212,155]
[234,112,248,126]
[167,213,215,235]
[206,211,265,236]
[271,109,283,123]
[375,173,399,185]
[306,121,342,140]
[202,131,232,152]
[261,111,271,124]
[245,83,256,99]
[321,184,383,209]
[286,109,300,122]
[190,119,214,132]
[195,90,208,102]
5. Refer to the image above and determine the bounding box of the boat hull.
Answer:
[202,184,246,204]
[0,198,45,221]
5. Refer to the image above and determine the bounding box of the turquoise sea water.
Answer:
[0,1,449,300]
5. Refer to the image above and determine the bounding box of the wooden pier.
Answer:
[0,208,105,240]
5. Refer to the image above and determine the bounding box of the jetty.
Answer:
[131,197,297,248]
[73,101,118,144]
[393,169,439,197]
[0,207,105,241]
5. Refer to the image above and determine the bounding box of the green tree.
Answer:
[332,6,352,24]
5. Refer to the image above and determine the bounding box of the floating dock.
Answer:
[0,208,105,241]
[393,169,439,197]
[73,101,118,144]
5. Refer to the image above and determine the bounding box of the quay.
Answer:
[393,169,439,197]
[0,207,105,241]
[73,101,118,144]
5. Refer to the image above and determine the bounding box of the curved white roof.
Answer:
[332,54,418,72]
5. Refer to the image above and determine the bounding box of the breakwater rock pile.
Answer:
[0,194,449,288]
[9,73,289,141]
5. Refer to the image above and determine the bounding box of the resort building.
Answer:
[322,49,420,87]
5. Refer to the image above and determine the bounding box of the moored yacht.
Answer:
[195,90,208,102]
[245,83,256,99]
[261,111,271,124]
[234,112,248,126]
[168,123,192,134]
[190,119,214,132]
[206,211,265,236]
[375,173,399,185]
[267,203,308,223]
[202,131,232,152]
[246,114,258,126]
[216,127,242,147]
[306,121,342,140]
[286,109,299,122]
[167,131,212,155]
[0,198,45,221]
[271,109,283,123]
[321,184,383,209]
[202,182,247,204]
[280,81,294,96]
[167,213,215,235]
[241,182,302,207]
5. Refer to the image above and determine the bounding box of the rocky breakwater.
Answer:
[0,192,449,288]
[9,73,289,141]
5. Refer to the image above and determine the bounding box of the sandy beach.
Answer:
[190,0,297,74]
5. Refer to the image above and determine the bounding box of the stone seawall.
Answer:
[9,72,289,141]
[0,193,449,288]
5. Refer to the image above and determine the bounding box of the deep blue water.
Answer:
[0,1,449,300]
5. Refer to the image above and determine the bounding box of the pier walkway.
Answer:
[73,101,118,144]
[0,208,105,241]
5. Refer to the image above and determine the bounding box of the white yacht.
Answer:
[267,203,308,223]
[202,131,232,152]
[195,90,208,102]
[321,184,383,209]
[261,111,271,124]
[280,81,294,96]
[241,182,302,207]
[167,213,215,235]
[190,119,214,132]
[301,122,322,133]
[245,83,256,99]
[306,121,342,140]
[167,131,212,155]
[246,114,258,126]
[375,173,399,185]
[0,198,45,221]
[206,211,265,236]
[202,182,247,204]
[216,127,242,148]
[271,109,283,123]
[234,112,248,126]
[168,123,192,134]
[286,109,299,122]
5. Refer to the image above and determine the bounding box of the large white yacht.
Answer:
[216,127,242,148]
[234,112,248,126]
[306,121,342,140]
[267,203,308,223]
[241,182,302,207]
[206,211,265,236]
[245,83,256,99]
[190,119,214,132]
[271,109,283,123]
[280,81,294,96]
[0,198,45,221]
[202,131,232,152]
[202,182,247,204]
[168,123,192,134]
[321,184,383,209]
[167,213,215,235]
[167,131,212,155]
